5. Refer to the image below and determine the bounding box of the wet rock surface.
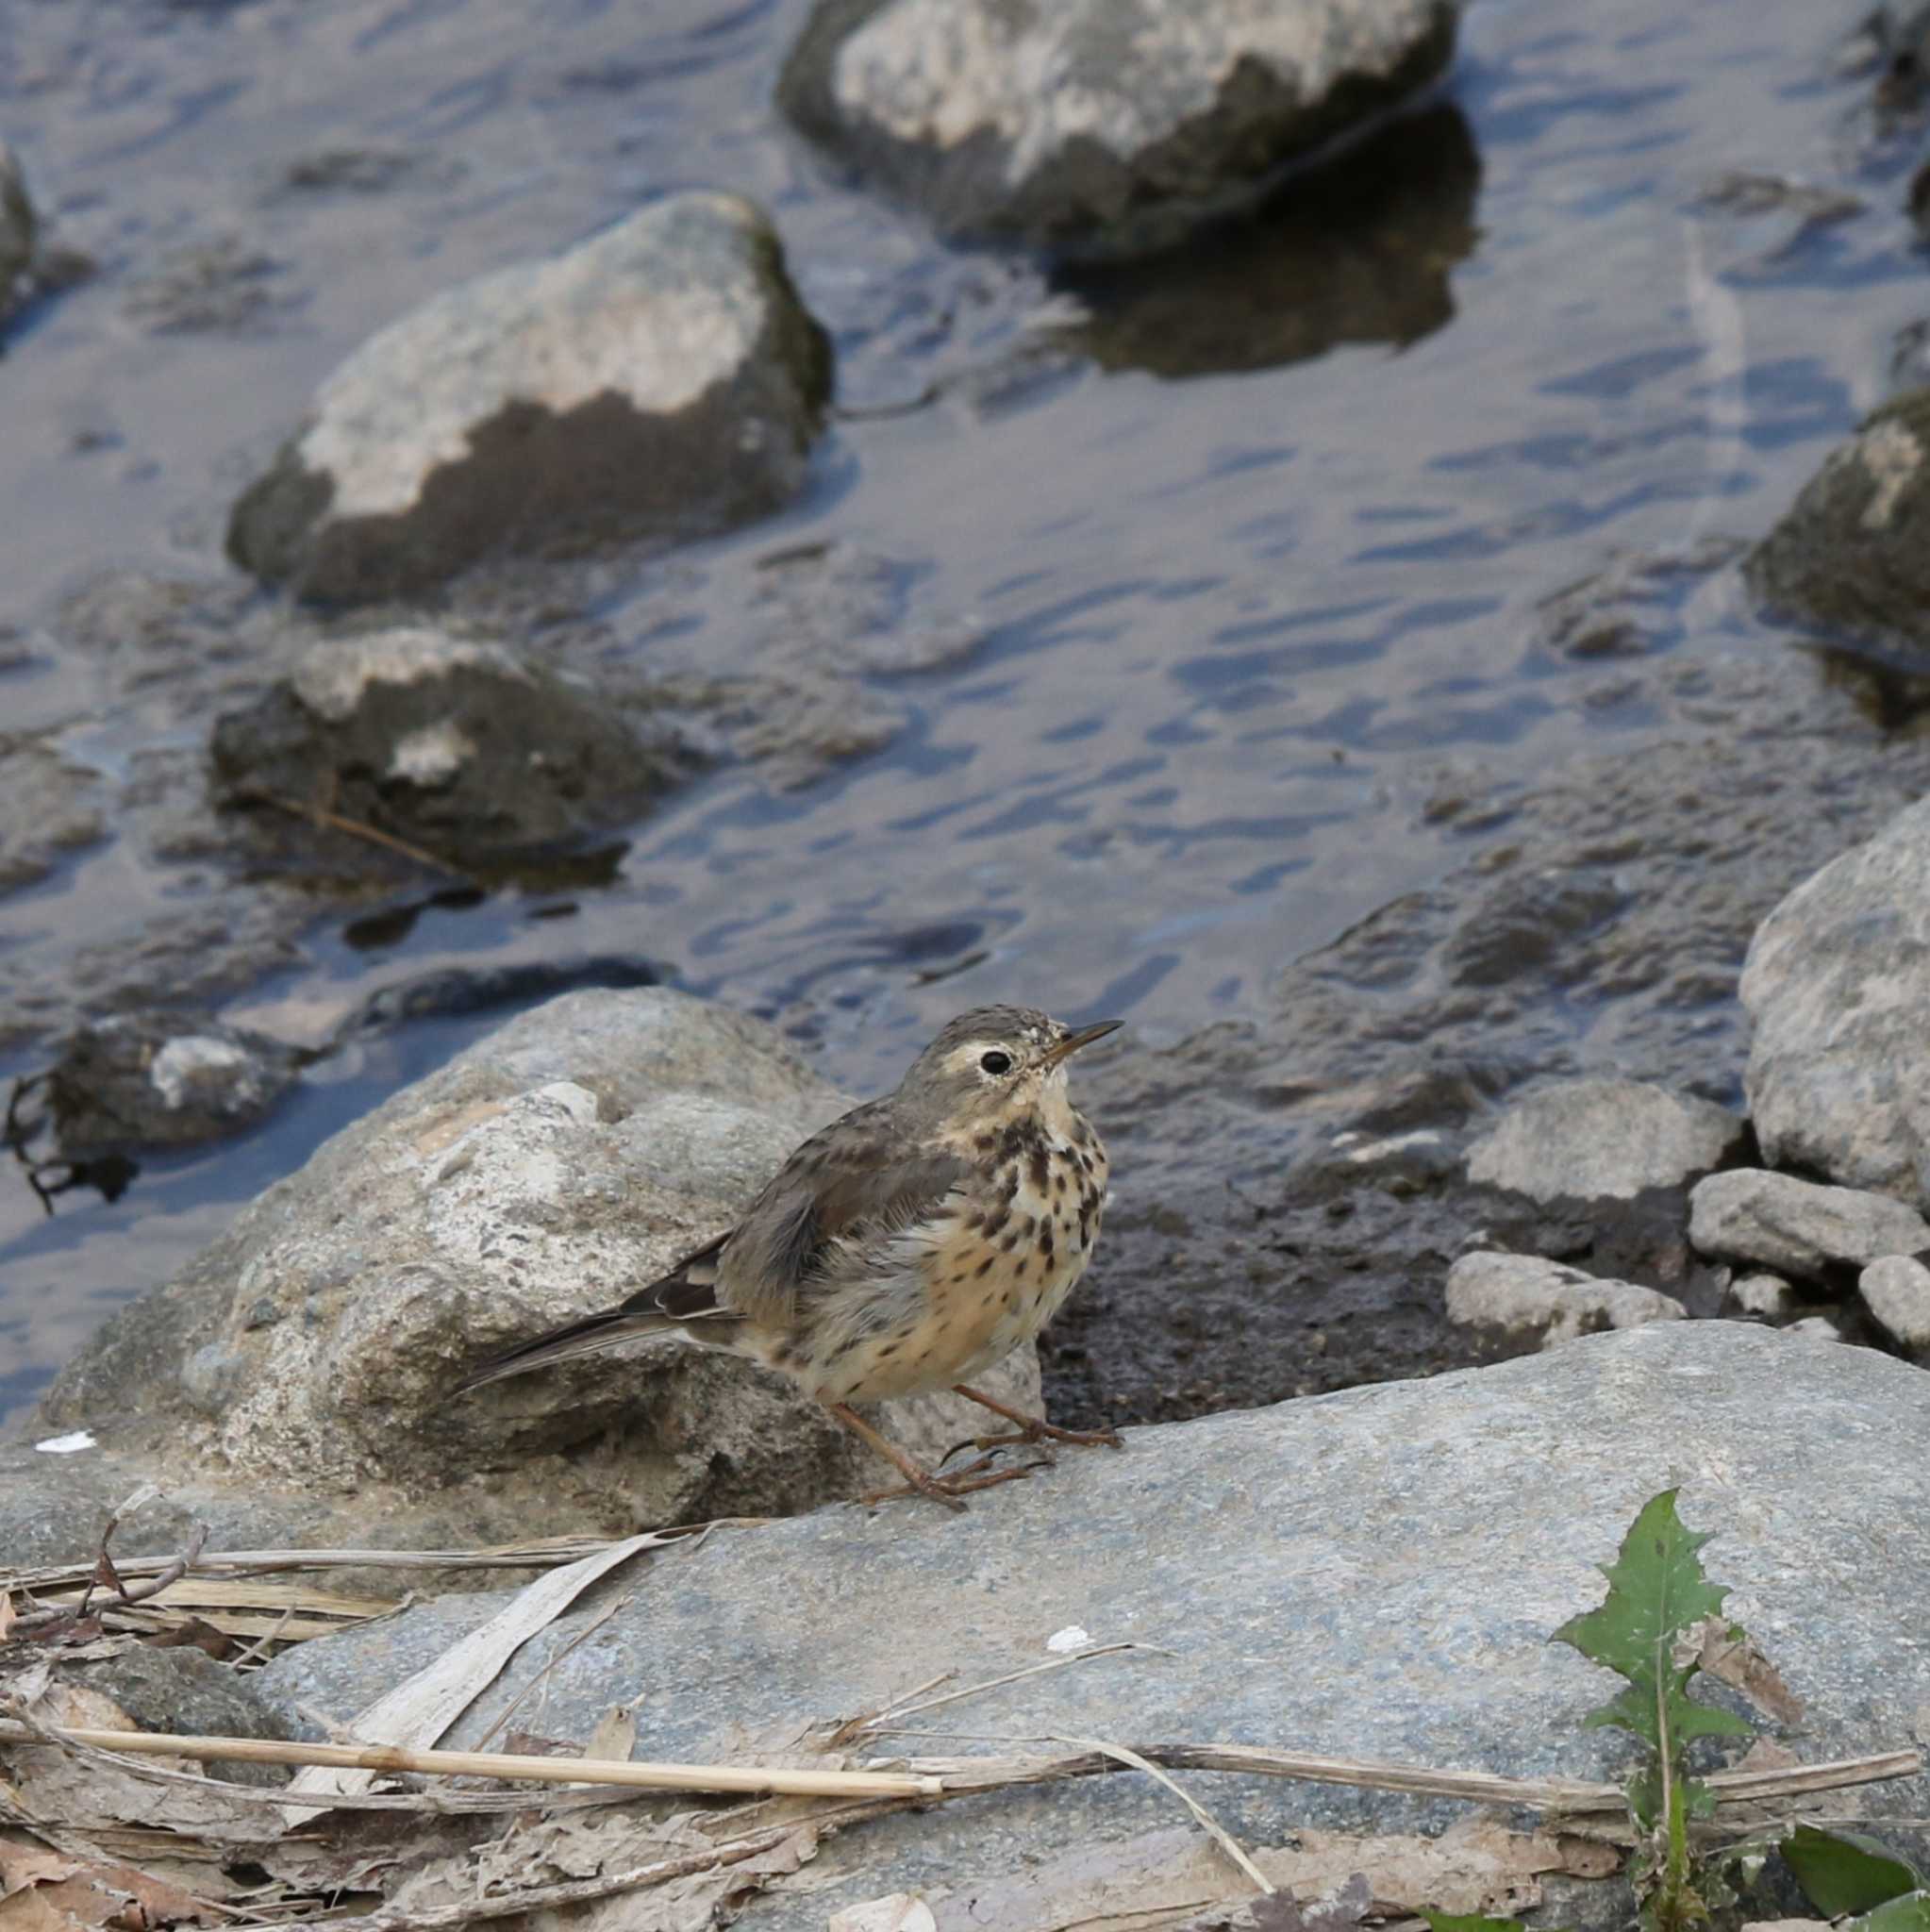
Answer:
[1464,1078,1743,1205]
[227,193,832,603]
[0,733,105,891]
[39,1011,304,1156]
[1743,794,1930,1207]
[777,0,1458,257]
[1746,388,1930,655]
[0,142,34,317]
[253,1323,1930,1929]
[30,989,1041,1541]
[1689,1169,1930,1279]
[210,625,687,867]
[1444,1252,1685,1347]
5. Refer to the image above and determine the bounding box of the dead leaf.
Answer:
[0,1883,92,1931]
[499,1731,574,1758]
[1738,1739,1801,1774]
[0,1832,80,1899]
[584,1707,637,1765]
[1682,1617,1805,1725]
[141,1623,232,1664]
[0,1597,16,1643]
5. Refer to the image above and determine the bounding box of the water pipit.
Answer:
[457,1006,1123,1509]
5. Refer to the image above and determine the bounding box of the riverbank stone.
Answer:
[226,193,831,602]
[777,0,1459,258]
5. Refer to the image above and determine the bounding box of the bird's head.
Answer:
[898,1005,1121,1131]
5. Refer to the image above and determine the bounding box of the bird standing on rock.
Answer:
[457,1006,1123,1509]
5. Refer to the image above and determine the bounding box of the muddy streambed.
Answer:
[4,0,1929,1433]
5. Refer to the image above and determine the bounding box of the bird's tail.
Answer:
[453,1306,680,1394]
[453,1229,736,1397]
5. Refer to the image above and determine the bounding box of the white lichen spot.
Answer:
[150,1035,253,1108]
[35,1430,95,1454]
[1046,1624,1092,1653]
[388,719,476,788]
[292,627,529,724]
[1858,417,1923,531]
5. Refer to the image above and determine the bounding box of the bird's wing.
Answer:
[717,1114,973,1326]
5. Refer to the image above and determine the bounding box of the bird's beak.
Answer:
[1041,1020,1123,1068]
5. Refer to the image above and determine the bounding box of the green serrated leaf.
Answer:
[1420,1915,1539,1932]
[1784,1826,1926,1917]
[1553,1491,1730,1682]
[1848,1890,1930,1932]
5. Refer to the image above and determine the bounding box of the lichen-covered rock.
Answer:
[32,989,1040,1541]
[1443,1252,1684,1346]
[1465,1078,1742,1204]
[777,0,1459,258]
[210,626,683,863]
[0,142,35,316]
[226,193,831,602]
[1742,795,1930,1207]
[46,1011,303,1155]
[1746,388,1930,651]
[1689,1169,1930,1278]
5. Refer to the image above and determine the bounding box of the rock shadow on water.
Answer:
[1051,105,1481,380]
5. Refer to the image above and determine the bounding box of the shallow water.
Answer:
[3,0,1927,1424]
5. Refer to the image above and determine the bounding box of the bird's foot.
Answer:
[941,1417,1125,1465]
[858,1451,1045,1512]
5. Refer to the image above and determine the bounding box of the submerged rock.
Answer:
[1745,389,1930,653]
[31,989,1040,1541]
[227,193,831,603]
[210,625,684,864]
[0,142,34,317]
[45,1010,303,1155]
[777,0,1458,258]
[1443,1252,1685,1346]
[1688,1169,1930,1278]
[252,1324,1930,1929]
[1743,795,1930,1208]
[1464,1078,1742,1205]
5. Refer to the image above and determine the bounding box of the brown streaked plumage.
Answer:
[456,1005,1123,1509]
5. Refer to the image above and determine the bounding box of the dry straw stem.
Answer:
[0,1721,944,1801]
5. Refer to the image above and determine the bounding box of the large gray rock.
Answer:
[256,1324,1930,1929]
[226,193,831,602]
[1443,1252,1684,1346]
[1859,1254,1930,1352]
[1746,388,1930,651]
[0,142,34,316]
[1743,795,1930,1207]
[1464,1078,1742,1203]
[777,0,1458,258]
[1689,1168,1930,1278]
[209,626,685,865]
[30,990,1040,1542]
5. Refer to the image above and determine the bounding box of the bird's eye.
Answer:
[979,1049,1013,1075]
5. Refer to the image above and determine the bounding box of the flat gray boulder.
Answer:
[227,192,831,603]
[29,989,1040,1543]
[1689,1168,1930,1277]
[1465,1077,1742,1203]
[255,1323,1930,1928]
[1746,388,1930,651]
[1444,1251,1684,1346]
[777,0,1458,257]
[1743,795,1930,1206]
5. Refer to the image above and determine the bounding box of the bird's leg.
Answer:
[824,1401,1040,1512]
[947,1382,1127,1455]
